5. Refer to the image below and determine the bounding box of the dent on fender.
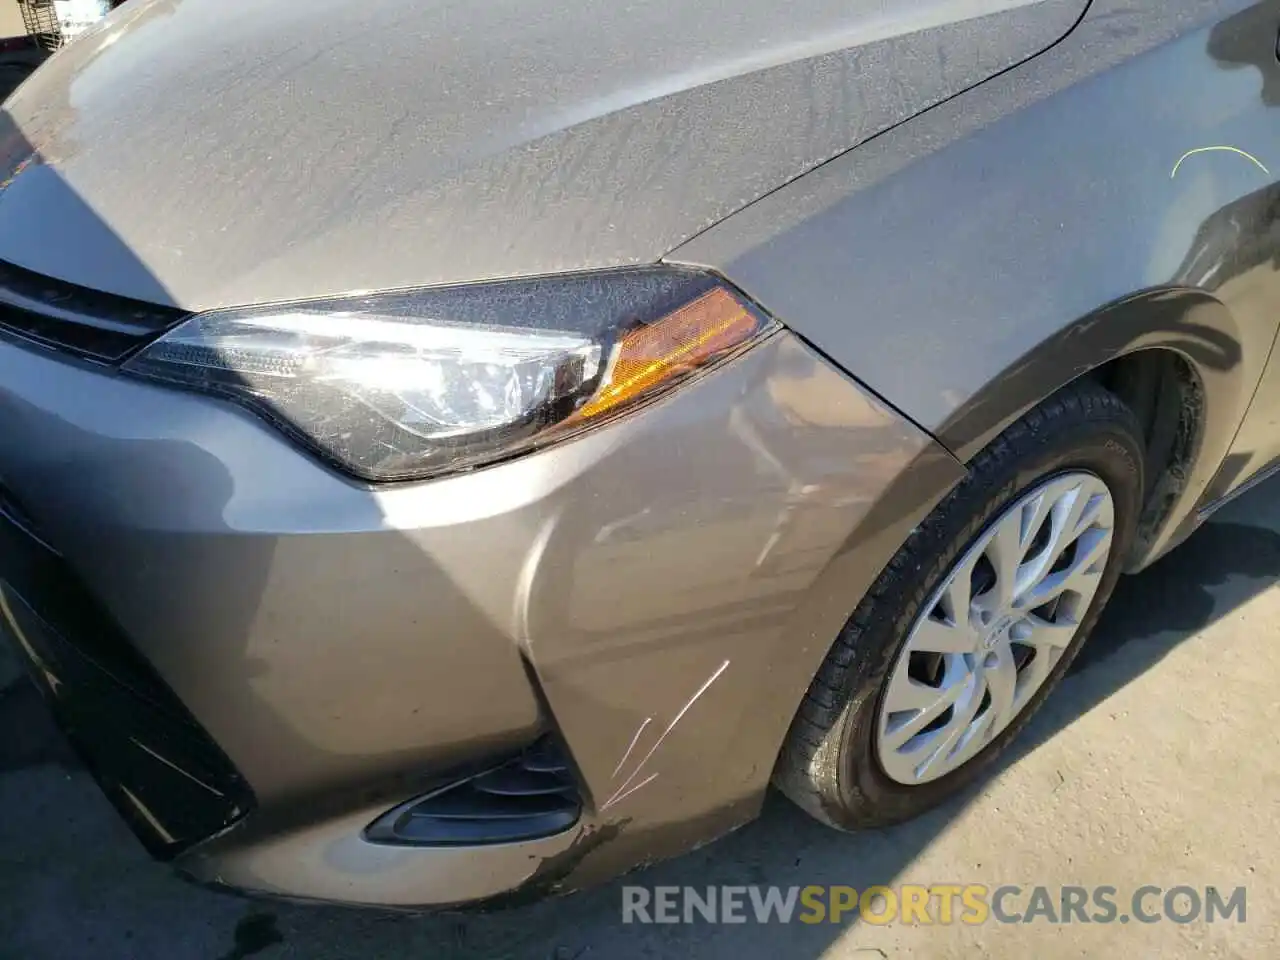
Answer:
[504,333,960,872]
[174,331,965,903]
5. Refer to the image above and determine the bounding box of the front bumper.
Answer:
[0,329,963,906]
[0,485,253,856]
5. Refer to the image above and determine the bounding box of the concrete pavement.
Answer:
[3,479,1279,959]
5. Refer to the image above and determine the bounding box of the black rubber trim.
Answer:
[0,258,188,362]
[0,489,255,858]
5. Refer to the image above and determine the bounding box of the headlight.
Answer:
[124,268,778,482]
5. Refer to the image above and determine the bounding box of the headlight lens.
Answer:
[124,268,778,481]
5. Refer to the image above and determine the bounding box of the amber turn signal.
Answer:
[576,286,772,420]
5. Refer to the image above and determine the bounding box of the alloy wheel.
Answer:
[875,471,1115,785]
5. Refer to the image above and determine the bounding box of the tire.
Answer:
[774,380,1144,829]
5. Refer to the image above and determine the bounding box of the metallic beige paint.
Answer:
[157,333,963,903]
[0,0,1086,308]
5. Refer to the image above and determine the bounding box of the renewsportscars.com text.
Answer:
[621,884,1247,925]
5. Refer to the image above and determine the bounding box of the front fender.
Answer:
[939,287,1252,567]
[672,0,1280,571]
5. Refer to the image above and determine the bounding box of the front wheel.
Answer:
[775,381,1144,829]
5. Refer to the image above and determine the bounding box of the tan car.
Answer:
[0,0,1278,909]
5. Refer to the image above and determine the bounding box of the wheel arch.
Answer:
[936,287,1254,571]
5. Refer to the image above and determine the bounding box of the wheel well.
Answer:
[1088,350,1204,563]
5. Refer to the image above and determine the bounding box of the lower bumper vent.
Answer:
[366,738,582,846]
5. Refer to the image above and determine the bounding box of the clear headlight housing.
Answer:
[124,268,779,482]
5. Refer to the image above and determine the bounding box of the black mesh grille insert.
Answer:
[0,259,187,362]
[366,738,582,846]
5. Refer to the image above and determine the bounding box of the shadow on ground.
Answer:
[3,476,1278,960]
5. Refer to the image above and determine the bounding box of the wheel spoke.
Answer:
[1019,481,1105,591]
[881,681,964,750]
[1062,482,1106,540]
[939,552,974,625]
[1021,535,1110,610]
[884,667,951,712]
[1071,527,1113,575]
[909,616,976,654]
[1019,641,1056,695]
[1036,488,1078,569]
[983,644,1019,734]
[916,680,986,779]
[1018,490,1056,556]
[983,514,1025,611]
[1009,489,1060,592]
[1020,613,1078,649]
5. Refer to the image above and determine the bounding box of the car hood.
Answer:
[0,0,1084,311]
